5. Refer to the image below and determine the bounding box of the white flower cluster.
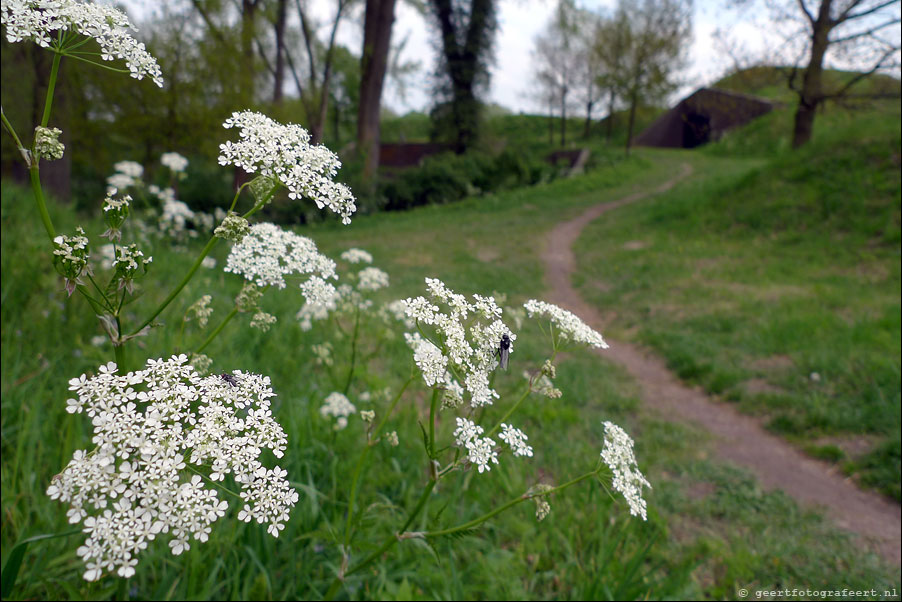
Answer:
[217,111,356,224]
[296,249,386,330]
[157,198,219,243]
[52,226,89,281]
[453,418,498,473]
[600,421,651,520]
[160,152,188,173]
[100,190,131,240]
[404,332,448,387]
[404,278,516,407]
[147,184,174,203]
[111,243,151,280]
[320,392,356,430]
[499,423,533,457]
[356,267,390,292]
[340,248,372,264]
[1,0,163,86]
[523,300,608,348]
[381,299,416,329]
[48,356,297,581]
[34,125,64,160]
[226,223,336,293]
[107,160,143,190]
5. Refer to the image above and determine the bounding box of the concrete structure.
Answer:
[635,88,777,148]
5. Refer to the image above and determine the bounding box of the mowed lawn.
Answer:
[2,118,900,599]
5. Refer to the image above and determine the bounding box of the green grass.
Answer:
[3,126,900,600]
[575,102,901,500]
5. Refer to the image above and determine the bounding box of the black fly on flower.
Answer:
[496,334,511,371]
[220,373,240,387]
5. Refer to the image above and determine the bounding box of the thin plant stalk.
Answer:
[194,307,239,355]
[342,377,415,549]
[410,469,598,539]
[342,306,361,394]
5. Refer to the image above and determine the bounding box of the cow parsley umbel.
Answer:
[600,421,651,520]
[523,300,608,348]
[1,0,164,87]
[48,355,298,581]
[404,278,517,407]
[225,222,336,291]
[217,111,357,224]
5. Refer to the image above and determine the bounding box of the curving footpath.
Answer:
[541,163,902,566]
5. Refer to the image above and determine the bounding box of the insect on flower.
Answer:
[220,373,240,386]
[496,334,511,371]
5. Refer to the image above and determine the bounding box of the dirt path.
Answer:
[541,163,902,566]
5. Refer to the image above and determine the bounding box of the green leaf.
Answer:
[1,529,80,598]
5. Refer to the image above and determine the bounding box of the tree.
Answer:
[782,0,901,147]
[598,0,692,154]
[429,0,497,152]
[532,0,579,146]
[573,10,606,139]
[357,0,398,179]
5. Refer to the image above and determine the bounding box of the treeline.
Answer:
[532,0,691,153]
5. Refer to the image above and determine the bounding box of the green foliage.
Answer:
[378,150,555,211]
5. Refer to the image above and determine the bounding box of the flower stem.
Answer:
[113,335,126,368]
[129,182,251,338]
[194,306,238,354]
[428,388,440,458]
[29,166,56,240]
[131,236,218,336]
[342,377,414,549]
[327,478,438,599]
[40,52,62,128]
[413,470,597,539]
[0,106,29,164]
[486,383,532,439]
[342,306,360,395]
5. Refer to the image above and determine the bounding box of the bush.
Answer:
[380,149,553,211]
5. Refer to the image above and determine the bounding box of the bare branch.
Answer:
[830,17,902,43]
[839,0,900,23]
[189,0,227,44]
[797,0,816,24]
[824,45,899,98]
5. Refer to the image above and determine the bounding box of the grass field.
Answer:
[2,102,900,599]
[575,102,901,501]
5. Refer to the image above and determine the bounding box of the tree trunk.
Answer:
[357,0,397,179]
[431,0,495,153]
[240,0,258,104]
[583,100,593,139]
[625,88,638,156]
[560,87,567,146]
[272,0,287,104]
[605,89,615,142]
[792,0,832,148]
